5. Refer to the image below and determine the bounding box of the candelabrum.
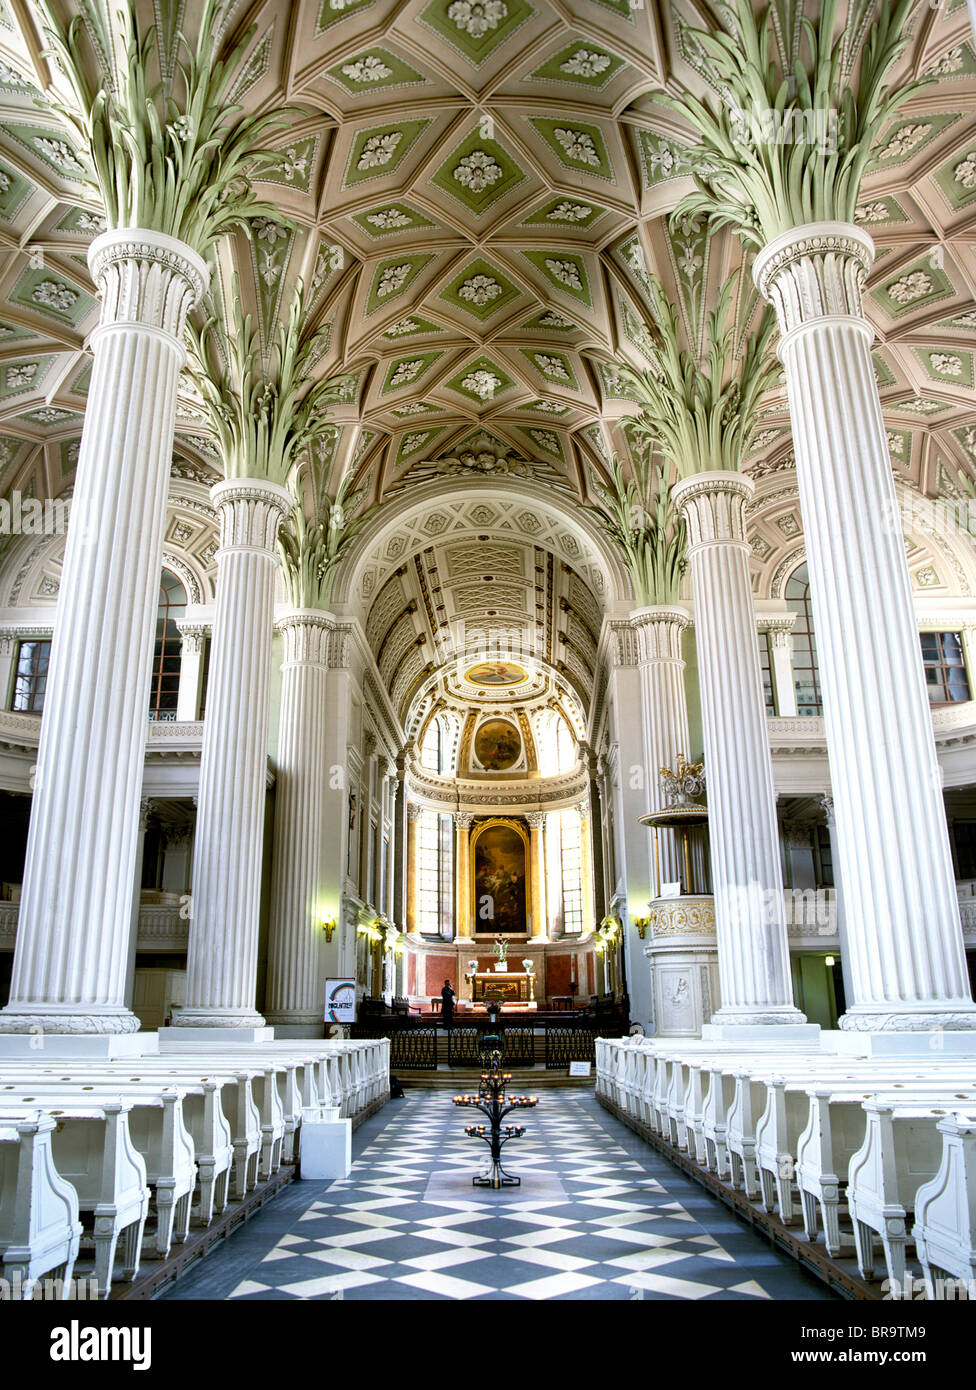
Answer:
[453,1050,538,1189]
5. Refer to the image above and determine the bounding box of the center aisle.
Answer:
[159,1088,838,1301]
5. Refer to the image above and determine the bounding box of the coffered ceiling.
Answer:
[0,0,972,625]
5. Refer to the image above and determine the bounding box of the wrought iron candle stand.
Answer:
[453,1051,538,1189]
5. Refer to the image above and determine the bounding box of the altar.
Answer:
[472,971,536,1007]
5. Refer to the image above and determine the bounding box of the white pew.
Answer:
[0,1085,195,1260]
[0,1103,148,1298]
[0,1114,82,1299]
[847,1100,957,1293]
[912,1115,976,1298]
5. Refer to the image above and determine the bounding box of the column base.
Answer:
[0,1031,157,1058]
[702,1019,821,1044]
[0,1004,143,1036]
[158,1025,275,1046]
[708,1005,810,1027]
[169,1007,267,1029]
[839,1003,976,1034]
[830,1028,976,1057]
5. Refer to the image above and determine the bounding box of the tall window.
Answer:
[12,639,50,712]
[558,811,581,934]
[535,709,577,775]
[417,809,443,934]
[420,717,442,773]
[785,562,822,715]
[149,570,187,722]
[920,632,970,706]
[758,631,775,714]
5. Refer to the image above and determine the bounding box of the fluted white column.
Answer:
[633,606,692,888]
[174,478,291,1029]
[0,230,208,1034]
[175,622,209,722]
[755,222,976,1032]
[673,471,805,1027]
[264,611,336,1032]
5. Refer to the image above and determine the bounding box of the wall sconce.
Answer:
[633,916,650,940]
[321,917,337,942]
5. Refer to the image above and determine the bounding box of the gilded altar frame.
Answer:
[469,816,531,937]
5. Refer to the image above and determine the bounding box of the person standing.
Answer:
[441,978,456,1028]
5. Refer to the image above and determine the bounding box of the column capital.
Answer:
[525,811,546,829]
[211,478,292,556]
[767,625,793,653]
[277,609,353,669]
[88,228,210,343]
[753,221,874,336]
[629,605,692,663]
[672,470,753,550]
[575,801,590,822]
[819,794,835,827]
[407,802,425,823]
[453,811,475,830]
[177,620,210,655]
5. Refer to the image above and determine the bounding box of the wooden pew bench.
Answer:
[0,1113,82,1299]
[0,1103,148,1299]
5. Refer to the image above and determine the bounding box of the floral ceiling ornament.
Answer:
[560,50,611,77]
[545,258,583,290]
[954,151,976,190]
[461,369,502,399]
[856,200,891,222]
[378,264,413,297]
[390,359,425,386]
[0,170,9,193]
[888,271,933,305]
[447,0,508,37]
[453,150,503,193]
[31,279,78,312]
[533,353,570,380]
[547,201,592,222]
[879,123,931,159]
[32,136,86,175]
[538,311,575,328]
[931,353,963,376]
[368,209,411,228]
[553,128,601,166]
[458,274,503,306]
[358,132,402,170]
[7,363,37,388]
[385,318,422,336]
[277,145,311,183]
[342,56,393,82]
[927,46,965,74]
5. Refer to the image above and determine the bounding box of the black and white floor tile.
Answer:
[159,1089,838,1301]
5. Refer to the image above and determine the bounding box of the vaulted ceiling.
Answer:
[0,0,973,623]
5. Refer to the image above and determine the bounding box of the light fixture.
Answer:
[633,916,650,940]
[321,917,337,942]
[825,955,835,967]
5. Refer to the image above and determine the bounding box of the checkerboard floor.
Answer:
[158,1089,839,1301]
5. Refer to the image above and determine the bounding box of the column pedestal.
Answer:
[673,471,806,1028]
[173,478,292,1030]
[755,222,976,1032]
[0,229,208,1035]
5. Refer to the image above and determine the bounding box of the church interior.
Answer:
[0,0,974,1321]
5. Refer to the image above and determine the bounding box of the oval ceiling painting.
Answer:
[464,661,528,688]
[474,718,522,771]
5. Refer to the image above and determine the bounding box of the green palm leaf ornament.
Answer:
[663,0,928,248]
[37,0,295,251]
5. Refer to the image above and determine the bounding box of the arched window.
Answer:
[785,562,822,715]
[420,716,442,773]
[535,709,577,776]
[149,570,187,722]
